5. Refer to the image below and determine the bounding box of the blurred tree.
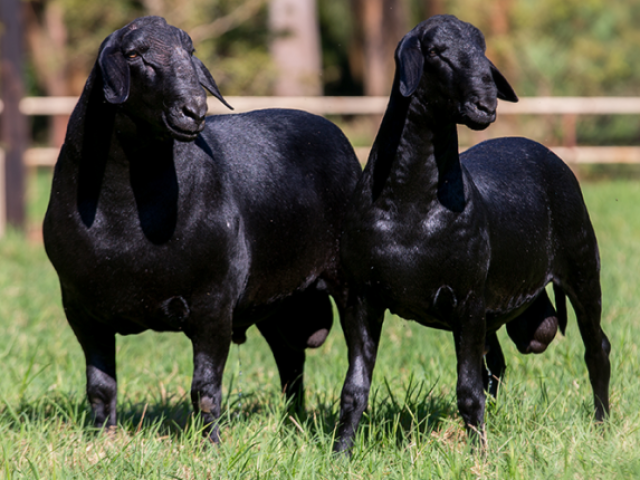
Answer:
[442,0,640,98]
[1,0,28,228]
[269,0,322,96]
[25,1,71,147]
[22,0,275,99]
[169,0,275,96]
[512,0,640,97]
[350,0,409,96]
[423,0,445,17]
[318,0,360,95]
[19,0,640,99]
[16,0,640,146]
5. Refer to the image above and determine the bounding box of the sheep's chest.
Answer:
[343,203,489,325]
[44,169,240,333]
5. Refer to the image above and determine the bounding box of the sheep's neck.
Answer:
[369,89,465,212]
[67,74,179,238]
[113,112,175,156]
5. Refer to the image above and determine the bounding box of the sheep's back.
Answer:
[460,137,596,314]
[201,108,361,305]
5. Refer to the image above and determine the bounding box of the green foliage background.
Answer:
[35,0,640,98]
[56,0,275,96]
[21,0,640,146]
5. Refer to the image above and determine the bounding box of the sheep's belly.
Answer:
[60,276,207,335]
[52,239,234,335]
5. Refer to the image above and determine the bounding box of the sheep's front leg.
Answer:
[188,319,231,443]
[453,299,488,445]
[334,295,384,454]
[67,315,117,431]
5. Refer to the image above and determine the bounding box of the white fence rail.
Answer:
[3,96,640,167]
[4,95,640,115]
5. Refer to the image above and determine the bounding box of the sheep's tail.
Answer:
[553,283,567,335]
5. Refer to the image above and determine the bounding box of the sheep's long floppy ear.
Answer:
[396,34,424,97]
[98,32,130,104]
[489,59,518,103]
[192,56,234,110]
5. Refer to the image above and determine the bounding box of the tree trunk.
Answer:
[269,0,322,96]
[488,0,519,95]
[25,0,69,148]
[351,0,408,96]
[0,0,27,229]
[490,0,512,36]
[424,0,445,18]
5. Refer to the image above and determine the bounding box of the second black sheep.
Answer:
[334,15,610,453]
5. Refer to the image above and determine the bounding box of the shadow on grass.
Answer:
[290,375,460,449]
[0,376,459,448]
[116,388,279,438]
[1,392,94,432]
[0,387,278,441]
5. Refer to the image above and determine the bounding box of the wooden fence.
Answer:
[1,96,640,235]
[3,95,640,167]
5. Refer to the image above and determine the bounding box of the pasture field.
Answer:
[1,173,640,479]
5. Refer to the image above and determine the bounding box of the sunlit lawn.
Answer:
[1,172,639,479]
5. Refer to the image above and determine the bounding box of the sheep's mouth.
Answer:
[460,102,496,130]
[162,113,203,142]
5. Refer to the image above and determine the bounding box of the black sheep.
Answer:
[43,16,361,442]
[334,15,610,453]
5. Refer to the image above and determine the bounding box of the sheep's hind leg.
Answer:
[483,332,505,398]
[566,278,611,421]
[259,289,334,416]
[256,318,305,414]
[68,316,117,432]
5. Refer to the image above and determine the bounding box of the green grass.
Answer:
[1,174,640,479]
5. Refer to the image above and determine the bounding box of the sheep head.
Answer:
[395,15,518,131]
[97,16,232,141]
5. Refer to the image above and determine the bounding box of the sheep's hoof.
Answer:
[466,425,488,455]
[97,424,117,441]
[332,439,354,458]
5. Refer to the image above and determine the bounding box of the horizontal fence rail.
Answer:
[4,96,640,116]
[21,145,640,168]
[1,95,640,166]
[3,96,639,167]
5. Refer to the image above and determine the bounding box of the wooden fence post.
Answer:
[0,0,27,231]
[562,113,577,147]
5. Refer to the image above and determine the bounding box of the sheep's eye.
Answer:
[126,51,139,59]
[428,48,438,57]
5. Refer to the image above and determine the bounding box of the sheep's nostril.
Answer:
[475,98,496,114]
[183,104,205,123]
